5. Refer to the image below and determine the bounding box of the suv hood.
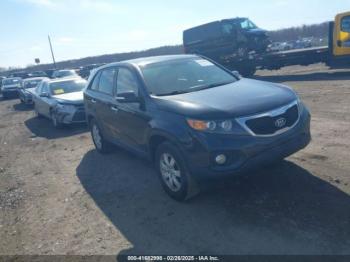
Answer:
[52,91,84,105]
[153,78,297,119]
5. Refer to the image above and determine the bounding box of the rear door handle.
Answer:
[110,106,119,112]
[91,99,96,103]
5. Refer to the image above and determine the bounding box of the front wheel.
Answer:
[155,142,199,201]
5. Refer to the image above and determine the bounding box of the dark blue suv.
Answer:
[84,55,311,201]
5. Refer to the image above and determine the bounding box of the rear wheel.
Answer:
[155,142,199,201]
[90,119,113,154]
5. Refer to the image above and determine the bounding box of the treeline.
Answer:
[3,21,330,74]
[28,45,184,72]
[268,22,329,42]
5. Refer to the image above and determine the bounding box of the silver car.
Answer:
[1,77,22,99]
[18,77,49,104]
[33,78,87,128]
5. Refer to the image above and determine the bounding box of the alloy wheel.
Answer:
[159,153,182,192]
[92,124,102,150]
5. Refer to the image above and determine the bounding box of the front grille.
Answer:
[75,104,85,111]
[239,102,299,136]
[72,111,85,122]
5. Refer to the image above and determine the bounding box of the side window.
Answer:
[98,68,116,95]
[222,23,233,35]
[116,68,139,96]
[90,71,101,91]
[341,16,350,33]
[35,82,42,94]
[42,83,48,94]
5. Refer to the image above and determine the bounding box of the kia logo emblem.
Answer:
[275,117,286,128]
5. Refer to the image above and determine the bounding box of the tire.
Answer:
[155,142,199,201]
[90,119,113,154]
[50,111,63,129]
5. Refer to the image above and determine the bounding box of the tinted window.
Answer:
[341,16,350,32]
[90,71,101,91]
[141,58,236,96]
[98,68,116,95]
[35,82,43,94]
[116,68,139,96]
[239,19,257,30]
[222,23,234,35]
[41,83,49,94]
[49,79,87,95]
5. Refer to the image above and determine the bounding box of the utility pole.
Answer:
[48,35,57,69]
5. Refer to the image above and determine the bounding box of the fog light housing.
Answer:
[215,154,227,165]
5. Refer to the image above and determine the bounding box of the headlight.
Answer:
[187,119,245,134]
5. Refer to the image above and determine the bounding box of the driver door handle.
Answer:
[91,99,96,104]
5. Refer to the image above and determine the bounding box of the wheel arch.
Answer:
[148,131,183,162]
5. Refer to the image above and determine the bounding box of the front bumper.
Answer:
[2,89,19,97]
[55,106,86,124]
[19,92,33,104]
[183,107,311,179]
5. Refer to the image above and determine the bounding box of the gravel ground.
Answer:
[0,63,350,256]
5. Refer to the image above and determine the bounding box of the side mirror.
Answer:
[40,92,50,98]
[232,70,242,79]
[116,91,139,103]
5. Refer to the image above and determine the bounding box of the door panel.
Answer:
[114,103,151,151]
[114,67,150,152]
[36,83,50,117]
[93,67,119,141]
[334,12,350,56]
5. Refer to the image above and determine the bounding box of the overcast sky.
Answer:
[0,0,348,68]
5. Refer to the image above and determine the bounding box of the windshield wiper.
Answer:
[155,80,235,96]
[190,80,235,91]
[156,90,191,96]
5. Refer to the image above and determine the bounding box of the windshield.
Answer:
[235,18,257,30]
[49,79,86,95]
[23,79,42,89]
[54,70,76,78]
[141,58,236,96]
[3,78,21,85]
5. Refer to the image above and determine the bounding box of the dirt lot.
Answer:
[1,63,350,256]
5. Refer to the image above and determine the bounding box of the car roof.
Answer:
[100,54,199,69]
